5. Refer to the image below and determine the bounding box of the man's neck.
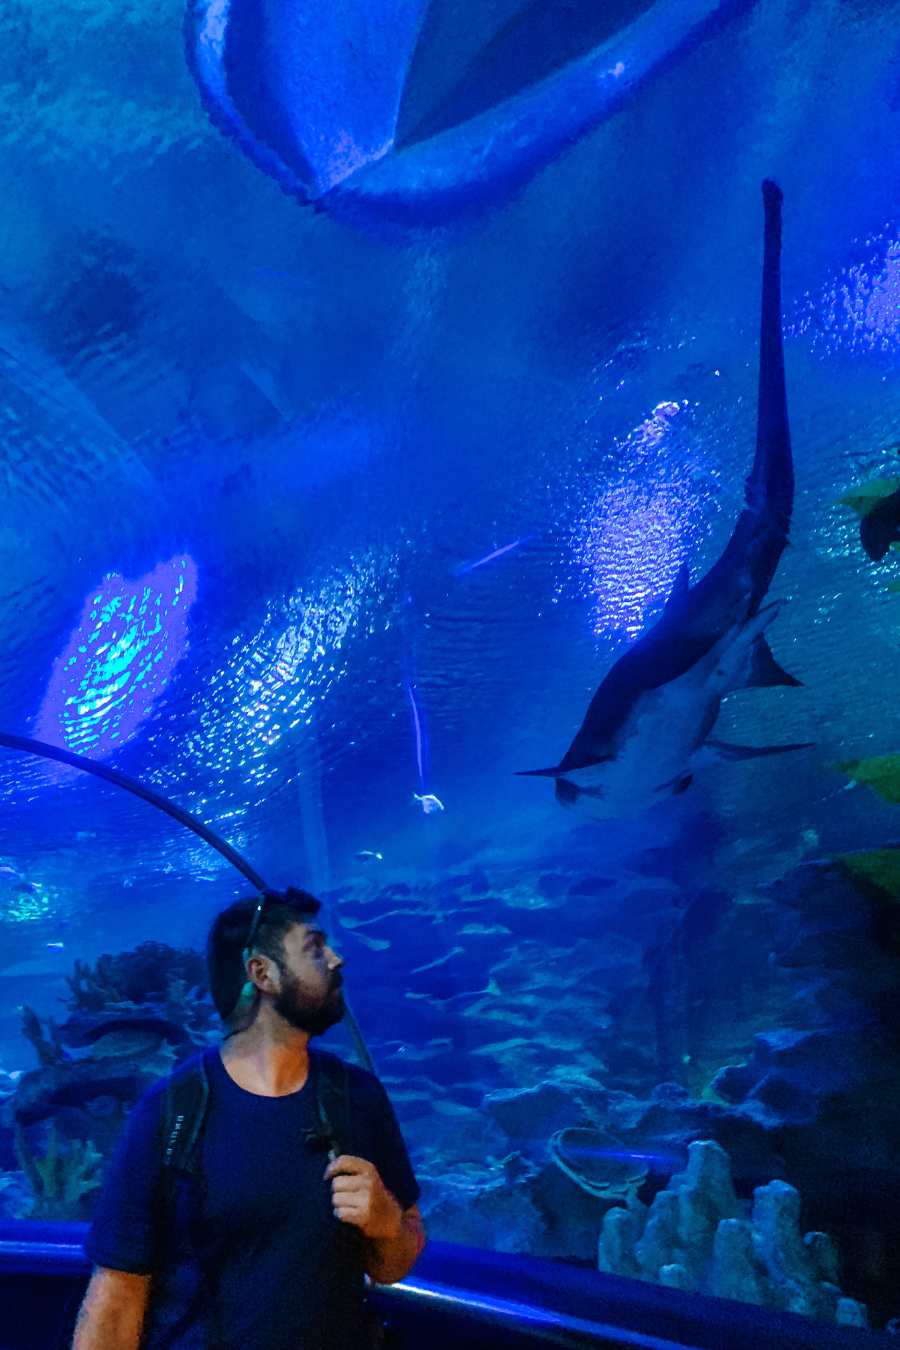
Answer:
[221,1020,312,1097]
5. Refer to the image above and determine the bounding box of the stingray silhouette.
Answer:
[186,0,757,228]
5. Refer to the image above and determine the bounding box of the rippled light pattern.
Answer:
[573,402,698,639]
[176,551,394,804]
[0,861,54,923]
[35,557,198,757]
[792,228,900,358]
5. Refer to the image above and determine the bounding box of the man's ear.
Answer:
[246,953,276,991]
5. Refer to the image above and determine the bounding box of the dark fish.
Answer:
[859,486,900,561]
[519,182,811,818]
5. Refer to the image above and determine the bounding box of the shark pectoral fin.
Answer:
[516,765,562,778]
[703,738,814,762]
[662,562,691,618]
[746,633,802,688]
[656,771,694,796]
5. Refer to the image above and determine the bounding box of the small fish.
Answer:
[354,850,384,862]
[453,536,532,577]
[413,793,445,815]
[45,942,66,951]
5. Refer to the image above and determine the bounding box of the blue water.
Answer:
[2,0,900,1331]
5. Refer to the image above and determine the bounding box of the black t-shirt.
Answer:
[85,1046,420,1350]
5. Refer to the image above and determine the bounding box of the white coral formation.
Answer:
[598,1140,867,1327]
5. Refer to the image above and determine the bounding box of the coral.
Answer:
[417,1154,545,1252]
[483,1079,607,1154]
[7,1056,171,1131]
[65,941,208,1011]
[598,1140,867,1326]
[0,1168,31,1220]
[3,942,219,1222]
[711,1028,877,1128]
[14,1122,104,1220]
[20,1005,67,1068]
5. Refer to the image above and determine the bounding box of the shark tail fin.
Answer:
[745,632,802,688]
[704,738,813,762]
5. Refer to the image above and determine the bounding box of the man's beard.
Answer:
[273,969,345,1036]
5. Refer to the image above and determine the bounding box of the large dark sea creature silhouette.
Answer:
[185,0,756,227]
[520,182,810,818]
[838,467,900,562]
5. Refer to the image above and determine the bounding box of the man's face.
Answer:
[271,921,345,1036]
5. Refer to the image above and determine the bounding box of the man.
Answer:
[73,887,425,1349]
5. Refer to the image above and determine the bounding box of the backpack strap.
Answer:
[308,1048,352,1158]
[159,1049,225,1347]
[161,1046,353,1172]
[162,1048,212,1176]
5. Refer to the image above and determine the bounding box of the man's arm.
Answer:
[72,1267,151,1350]
[325,1156,426,1284]
[364,1203,426,1284]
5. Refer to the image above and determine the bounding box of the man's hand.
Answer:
[324,1155,403,1239]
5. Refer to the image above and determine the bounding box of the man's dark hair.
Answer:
[206,886,322,1020]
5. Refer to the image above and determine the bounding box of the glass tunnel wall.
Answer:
[1,0,900,1332]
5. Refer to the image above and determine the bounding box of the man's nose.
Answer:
[325,945,343,970]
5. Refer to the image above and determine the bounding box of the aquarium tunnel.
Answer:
[2,0,900,1346]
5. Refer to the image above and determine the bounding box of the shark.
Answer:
[519,181,810,818]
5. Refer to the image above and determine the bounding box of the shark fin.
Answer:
[656,771,694,795]
[744,633,802,688]
[516,765,562,778]
[662,562,691,618]
[703,738,813,762]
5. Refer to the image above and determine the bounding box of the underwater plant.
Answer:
[13,1121,104,1221]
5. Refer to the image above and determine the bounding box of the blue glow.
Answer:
[35,557,197,758]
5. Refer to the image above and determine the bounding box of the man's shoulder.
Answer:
[313,1047,386,1102]
[166,1044,216,1083]
[129,1046,215,1120]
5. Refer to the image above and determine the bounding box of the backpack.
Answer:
[158,1046,385,1348]
[161,1045,351,1178]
